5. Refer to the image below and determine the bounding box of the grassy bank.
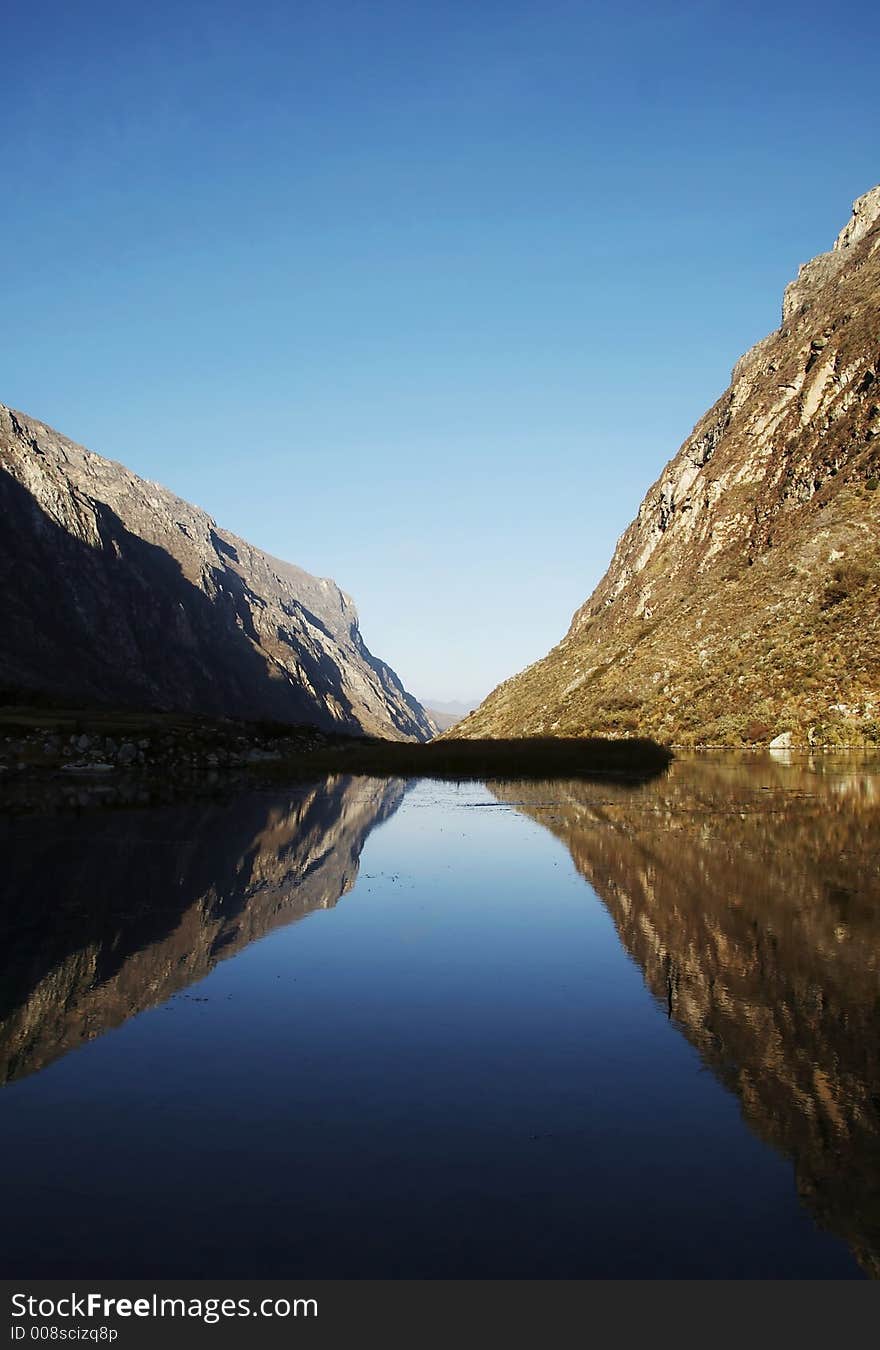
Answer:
[284,734,674,781]
[0,702,672,786]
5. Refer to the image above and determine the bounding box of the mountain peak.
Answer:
[783,184,880,322]
[0,405,434,740]
[834,184,880,253]
[455,187,880,748]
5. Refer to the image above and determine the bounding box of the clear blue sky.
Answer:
[2,0,877,705]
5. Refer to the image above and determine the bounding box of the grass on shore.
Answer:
[263,734,674,782]
[0,700,673,783]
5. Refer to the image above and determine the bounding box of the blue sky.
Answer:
[2,1,877,704]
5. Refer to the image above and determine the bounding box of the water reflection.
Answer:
[0,775,405,1085]
[490,754,880,1277]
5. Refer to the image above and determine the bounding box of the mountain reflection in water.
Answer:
[490,754,880,1277]
[0,776,405,1085]
[1,756,878,1278]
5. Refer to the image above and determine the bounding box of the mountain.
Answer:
[490,758,880,1275]
[424,701,475,732]
[455,187,880,747]
[0,776,405,1084]
[0,405,434,740]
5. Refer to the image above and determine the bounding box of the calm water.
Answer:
[1,755,878,1278]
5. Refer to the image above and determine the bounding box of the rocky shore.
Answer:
[0,708,332,812]
[0,703,672,813]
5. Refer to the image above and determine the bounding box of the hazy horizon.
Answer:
[2,0,877,704]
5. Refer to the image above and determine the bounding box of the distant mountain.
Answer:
[426,709,463,733]
[455,187,880,747]
[0,406,434,740]
[424,699,476,733]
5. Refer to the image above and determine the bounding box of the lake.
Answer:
[1,753,878,1278]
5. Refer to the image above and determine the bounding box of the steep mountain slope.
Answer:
[457,187,880,746]
[0,406,434,740]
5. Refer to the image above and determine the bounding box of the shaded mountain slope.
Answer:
[0,405,434,740]
[457,187,880,746]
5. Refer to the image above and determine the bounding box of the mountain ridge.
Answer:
[0,405,434,740]
[454,186,880,747]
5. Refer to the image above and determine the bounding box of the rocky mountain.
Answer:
[490,757,880,1275]
[456,187,880,746]
[0,775,405,1084]
[0,405,434,740]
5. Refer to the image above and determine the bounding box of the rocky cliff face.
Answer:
[0,406,434,740]
[0,776,406,1083]
[491,757,880,1275]
[457,187,880,745]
